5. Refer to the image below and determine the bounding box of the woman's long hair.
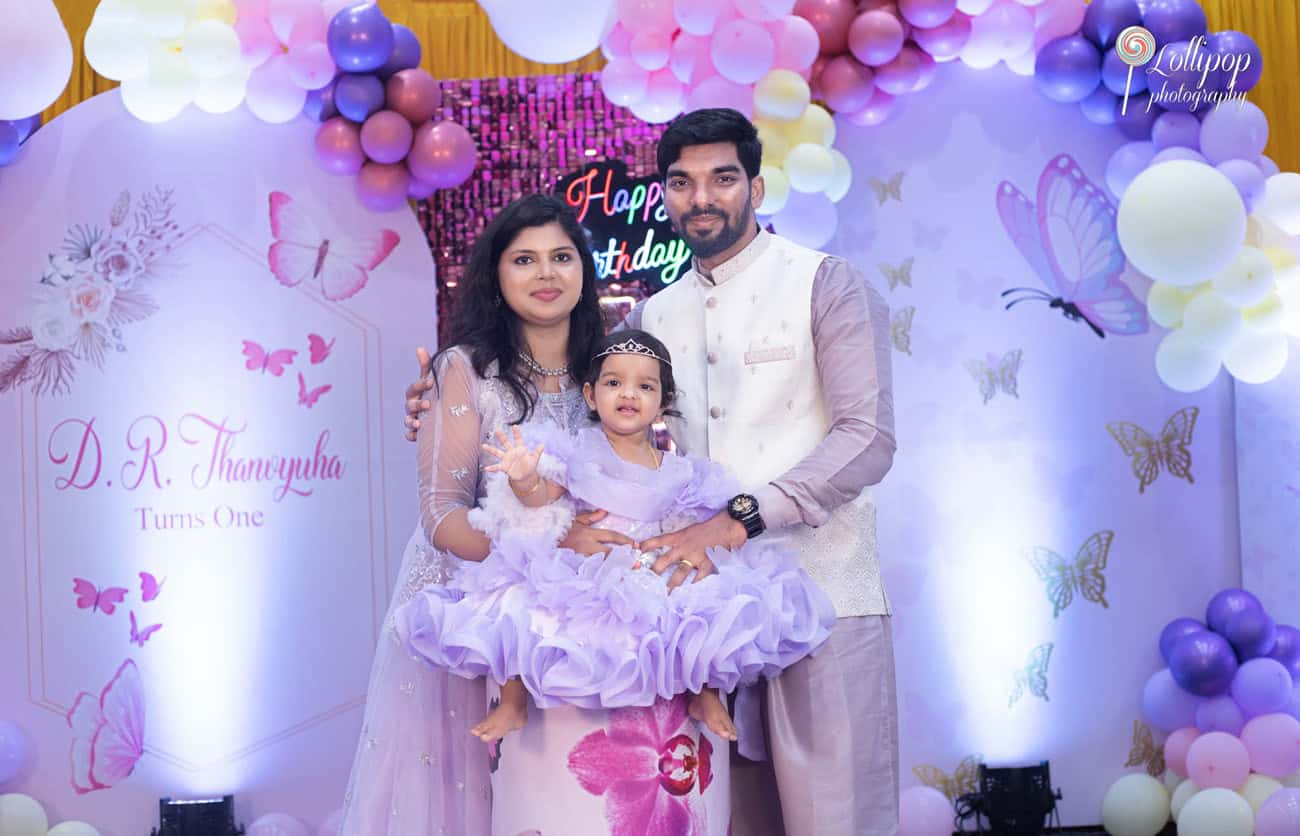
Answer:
[436,193,604,423]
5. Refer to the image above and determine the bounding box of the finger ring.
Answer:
[678,559,695,571]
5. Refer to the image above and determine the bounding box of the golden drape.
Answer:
[41,0,1300,170]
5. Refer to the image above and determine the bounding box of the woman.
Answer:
[340,194,632,835]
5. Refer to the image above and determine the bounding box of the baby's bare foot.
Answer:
[689,689,738,742]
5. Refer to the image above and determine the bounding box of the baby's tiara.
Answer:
[595,338,671,366]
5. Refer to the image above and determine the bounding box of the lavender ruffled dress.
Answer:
[395,425,836,710]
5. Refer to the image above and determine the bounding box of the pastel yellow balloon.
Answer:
[1212,246,1275,308]
[1263,246,1297,270]
[754,69,811,121]
[1242,292,1286,332]
[1238,774,1283,814]
[783,143,835,193]
[1181,291,1244,350]
[787,104,835,147]
[1100,773,1169,836]
[758,165,790,215]
[756,121,790,167]
[194,0,237,24]
[1147,282,1195,328]
[825,149,852,203]
[1171,779,1199,820]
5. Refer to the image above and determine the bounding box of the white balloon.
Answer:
[120,47,198,123]
[194,68,250,113]
[481,0,618,64]
[1238,774,1284,813]
[1281,280,1300,338]
[133,0,191,39]
[825,149,852,203]
[248,812,310,836]
[0,0,73,119]
[0,794,49,836]
[1254,172,1300,237]
[1284,766,1300,787]
[1175,787,1254,836]
[1004,47,1037,77]
[1155,329,1222,392]
[783,143,834,193]
[1163,770,1184,794]
[1242,292,1286,332]
[1117,161,1248,287]
[1212,245,1275,307]
[1171,778,1199,820]
[84,10,151,82]
[244,54,306,124]
[1100,773,1169,836]
[1147,282,1195,328]
[1181,291,1243,350]
[184,19,242,80]
[317,808,344,836]
[47,822,103,836]
[1224,328,1289,384]
[758,164,789,214]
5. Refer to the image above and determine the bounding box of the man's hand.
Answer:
[404,346,434,441]
[643,511,747,590]
[559,509,637,556]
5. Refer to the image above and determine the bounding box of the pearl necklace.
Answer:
[519,352,569,378]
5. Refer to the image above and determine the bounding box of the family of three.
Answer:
[338,107,899,836]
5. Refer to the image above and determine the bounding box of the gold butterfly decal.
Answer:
[878,257,914,291]
[1125,720,1166,777]
[1107,406,1198,494]
[1008,642,1053,707]
[868,171,905,205]
[891,306,915,355]
[965,349,1022,404]
[1026,530,1114,618]
[913,754,983,802]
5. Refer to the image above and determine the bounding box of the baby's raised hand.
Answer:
[482,426,545,484]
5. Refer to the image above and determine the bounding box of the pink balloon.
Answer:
[845,86,896,125]
[314,117,365,175]
[973,0,1034,59]
[900,786,953,836]
[794,0,859,54]
[819,54,875,111]
[246,54,308,122]
[1185,730,1252,789]
[385,69,442,125]
[685,75,755,118]
[807,54,828,97]
[669,33,716,83]
[618,0,675,32]
[641,68,686,120]
[909,47,937,90]
[602,23,634,60]
[408,120,477,189]
[1241,713,1300,778]
[770,15,821,70]
[287,42,335,90]
[673,0,731,35]
[711,20,777,83]
[912,10,971,59]
[1163,727,1200,778]
[285,5,327,46]
[849,10,905,66]
[361,110,414,164]
[1256,788,1300,836]
[407,172,438,199]
[630,28,673,70]
[600,57,651,105]
[899,0,956,28]
[736,0,798,21]
[235,14,278,68]
[1033,0,1087,51]
[356,161,411,212]
[874,44,926,94]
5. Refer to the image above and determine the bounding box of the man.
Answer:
[405,107,898,835]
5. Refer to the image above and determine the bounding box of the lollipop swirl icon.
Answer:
[1116,25,1157,115]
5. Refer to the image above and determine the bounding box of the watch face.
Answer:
[731,495,755,515]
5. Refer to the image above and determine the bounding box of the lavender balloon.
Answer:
[378,24,422,78]
[1206,30,1262,93]
[1151,111,1200,149]
[1034,36,1102,104]
[1151,147,1207,165]
[1142,667,1202,731]
[1206,588,1264,634]
[1102,49,1149,96]
[1224,595,1276,658]
[1169,631,1238,696]
[1081,0,1142,49]
[1161,617,1210,663]
[1115,92,1163,140]
[327,3,396,73]
[1199,100,1269,165]
[303,82,338,122]
[1142,0,1208,46]
[1105,140,1156,197]
[1232,658,1294,716]
[0,720,28,783]
[1195,694,1246,735]
[334,73,386,123]
[1268,625,1300,679]
[1080,86,1118,125]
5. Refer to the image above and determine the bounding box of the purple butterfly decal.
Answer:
[996,154,1149,339]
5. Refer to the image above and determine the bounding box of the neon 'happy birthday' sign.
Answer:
[556,161,692,290]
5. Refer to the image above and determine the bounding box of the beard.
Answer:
[676,200,753,259]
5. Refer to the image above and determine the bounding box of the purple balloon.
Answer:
[1082,0,1142,49]
[11,113,41,144]
[1142,667,1203,732]
[1151,146,1207,165]
[1231,657,1294,716]
[1142,0,1208,46]
[0,720,28,784]
[314,117,365,175]
[1102,48,1149,96]
[1206,588,1264,634]
[1206,30,1262,93]
[1195,694,1246,735]
[327,2,395,73]
[303,81,338,122]
[1151,111,1200,149]
[1080,86,1118,125]
[1161,617,1210,663]
[1215,159,1266,211]
[1169,630,1239,696]
[1288,684,1300,722]
[1034,36,1102,104]
[1116,92,1163,140]
[334,73,386,122]
[378,23,422,79]
[0,122,18,166]
[1268,625,1300,679]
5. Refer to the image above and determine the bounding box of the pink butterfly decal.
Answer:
[268,191,399,301]
[308,333,335,364]
[243,340,297,376]
[129,611,163,647]
[73,579,128,615]
[996,154,1149,338]
[139,571,164,602]
[298,371,332,408]
[67,658,145,794]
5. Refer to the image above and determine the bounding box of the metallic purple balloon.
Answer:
[334,73,386,123]
[1115,92,1163,140]
[327,3,396,73]
[1268,625,1300,679]
[1142,0,1208,46]
[1169,630,1238,696]
[1161,617,1209,664]
[303,82,338,122]
[1081,0,1142,49]
[1206,588,1264,634]
[378,23,422,79]
[1206,30,1263,93]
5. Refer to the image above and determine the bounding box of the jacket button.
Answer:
[710,406,723,419]
[707,352,718,364]
[705,297,718,309]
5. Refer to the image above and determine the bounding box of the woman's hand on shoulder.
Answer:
[404,346,434,441]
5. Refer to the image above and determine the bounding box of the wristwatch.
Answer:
[727,493,765,540]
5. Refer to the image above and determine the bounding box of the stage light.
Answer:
[954,761,1062,835]
[150,795,244,836]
